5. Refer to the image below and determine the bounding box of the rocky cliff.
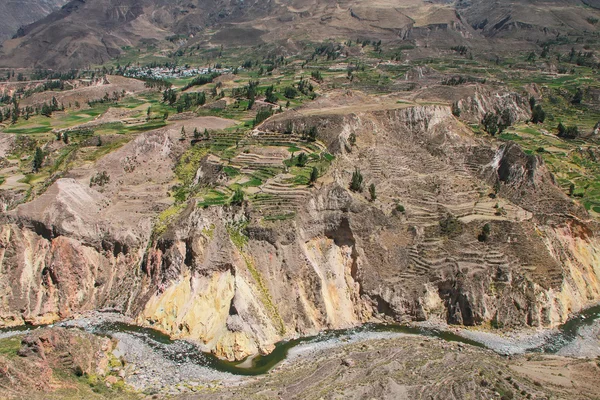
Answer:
[1,103,599,360]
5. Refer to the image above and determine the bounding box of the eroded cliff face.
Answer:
[136,203,371,360]
[1,103,599,360]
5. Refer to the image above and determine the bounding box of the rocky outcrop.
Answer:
[136,203,371,360]
[0,327,113,397]
[1,104,599,361]
[454,86,531,125]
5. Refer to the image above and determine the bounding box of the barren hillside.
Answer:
[0,0,68,43]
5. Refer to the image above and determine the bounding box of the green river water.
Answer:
[2,304,598,376]
[90,304,600,376]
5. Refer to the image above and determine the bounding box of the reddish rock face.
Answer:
[1,104,599,361]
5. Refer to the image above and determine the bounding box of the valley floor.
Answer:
[2,311,599,399]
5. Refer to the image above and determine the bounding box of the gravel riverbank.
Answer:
[2,309,599,395]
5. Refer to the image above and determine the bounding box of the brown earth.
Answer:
[0,327,115,399]
[2,90,598,363]
[179,335,600,400]
[1,0,599,69]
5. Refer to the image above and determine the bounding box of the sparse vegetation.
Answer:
[89,171,110,187]
[350,168,363,192]
[369,183,376,201]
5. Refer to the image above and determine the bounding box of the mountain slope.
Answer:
[0,0,68,43]
[2,0,599,69]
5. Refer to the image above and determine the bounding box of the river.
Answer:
[2,305,599,377]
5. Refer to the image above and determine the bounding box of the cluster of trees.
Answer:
[442,76,484,86]
[231,80,260,104]
[297,78,314,97]
[264,85,278,103]
[182,72,221,91]
[301,126,318,142]
[55,128,93,143]
[41,97,64,117]
[0,95,67,124]
[450,45,469,56]
[176,92,207,113]
[87,90,125,107]
[531,104,546,124]
[528,97,546,124]
[31,69,79,81]
[478,223,491,242]
[162,88,178,106]
[350,168,363,192]
[347,167,376,200]
[312,42,343,61]
[90,171,110,187]
[557,122,580,139]
[481,109,513,135]
[284,86,298,99]
[45,80,66,91]
[230,188,244,206]
[193,127,210,140]
[253,108,274,127]
[142,77,172,90]
[564,47,596,68]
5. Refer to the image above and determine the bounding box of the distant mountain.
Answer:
[0,0,69,43]
[0,0,598,70]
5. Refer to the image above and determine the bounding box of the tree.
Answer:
[309,166,319,185]
[557,122,566,136]
[230,188,244,206]
[498,109,513,133]
[265,85,278,103]
[11,99,19,124]
[253,108,273,127]
[284,86,298,99]
[284,121,293,134]
[32,147,44,172]
[193,127,200,140]
[63,132,69,144]
[529,96,536,110]
[41,102,52,117]
[180,126,186,140]
[451,102,461,117]
[163,89,177,105]
[348,132,356,146]
[531,105,546,124]
[478,223,491,242]
[369,183,376,201]
[350,167,363,192]
[572,88,583,105]
[296,152,308,167]
[482,112,499,135]
[557,124,579,139]
[304,126,317,142]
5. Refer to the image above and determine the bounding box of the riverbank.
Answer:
[1,306,598,397]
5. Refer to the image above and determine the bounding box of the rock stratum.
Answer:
[1,94,599,361]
